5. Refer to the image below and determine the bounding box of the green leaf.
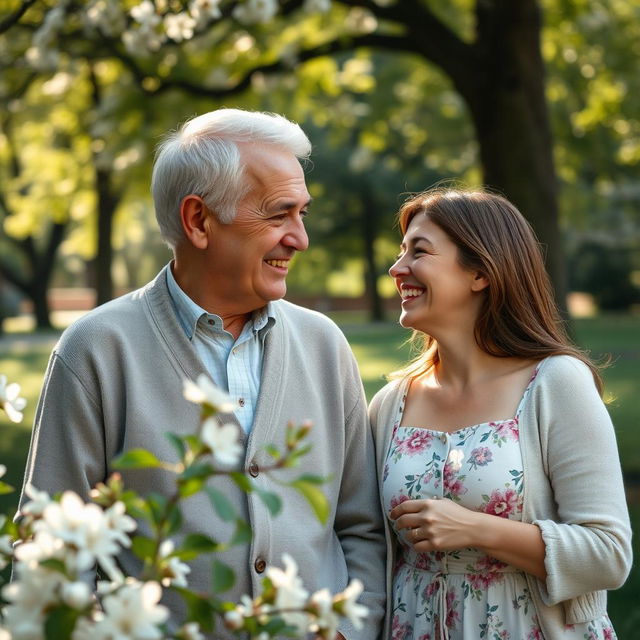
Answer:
[0,481,15,495]
[147,493,168,524]
[165,432,186,459]
[113,449,164,470]
[230,472,253,493]
[165,504,183,536]
[131,535,156,559]
[290,480,329,525]
[255,489,282,516]
[39,558,68,574]
[180,462,215,480]
[178,477,206,498]
[181,533,222,554]
[173,587,215,632]
[264,444,281,459]
[44,605,80,640]
[205,487,237,522]
[211,559,235,593]
[229,518,252,546]
[296,473,329,485]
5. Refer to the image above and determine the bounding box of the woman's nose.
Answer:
[389,258,409,278]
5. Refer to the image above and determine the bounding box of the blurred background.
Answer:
[0,0,638,635]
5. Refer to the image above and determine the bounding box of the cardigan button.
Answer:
[249,461,259,477]
[254,557,267,573]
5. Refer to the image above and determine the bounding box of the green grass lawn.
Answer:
[0,313,638,635]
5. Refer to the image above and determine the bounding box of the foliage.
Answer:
[0,373,368,639]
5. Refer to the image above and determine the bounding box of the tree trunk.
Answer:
[460,0,567,310]
[360,187,385,322]
[94,166,117,305]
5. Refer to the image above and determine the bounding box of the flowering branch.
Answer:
[0,373,367,639]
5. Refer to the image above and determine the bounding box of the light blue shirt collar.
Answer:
[166,264,274,340]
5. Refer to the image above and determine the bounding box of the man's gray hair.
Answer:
[151,108,312,248]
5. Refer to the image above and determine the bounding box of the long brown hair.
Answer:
[391,187,603,393]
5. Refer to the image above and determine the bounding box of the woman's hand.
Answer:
[390,497,482,552]
[389,497,547,580]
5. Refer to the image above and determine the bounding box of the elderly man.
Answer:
[20,109,385,639]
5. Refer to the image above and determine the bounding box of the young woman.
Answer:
[370,188,632,640]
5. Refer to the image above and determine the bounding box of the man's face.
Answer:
[206,143,311,314]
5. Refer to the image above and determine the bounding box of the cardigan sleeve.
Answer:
[20,348,107,507]
[532,356,632,605]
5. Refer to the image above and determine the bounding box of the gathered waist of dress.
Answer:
[397,548,521,575]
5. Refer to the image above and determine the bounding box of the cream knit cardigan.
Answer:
[369,355,632,640]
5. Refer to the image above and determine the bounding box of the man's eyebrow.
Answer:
[272,198,313,212]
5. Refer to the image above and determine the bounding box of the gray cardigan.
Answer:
[21,266,386,639]
[369,355,632,640]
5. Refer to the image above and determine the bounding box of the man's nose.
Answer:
[282,216,309,251]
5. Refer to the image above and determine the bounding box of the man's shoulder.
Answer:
[56,278,159,351]
[274,299,343,334]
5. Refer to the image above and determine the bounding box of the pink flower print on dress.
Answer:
[414,553,433,571]
[445,588,461,630]
[526,623,544,639]
[468,446,493,469]
[389,494,410,510]
[481,488,521,518]
[396,429,433,455]
[603,627,615,640]
[443,461,468,499]
[391,614,412,640]
[493,418,520,442]
[466,555,508,591]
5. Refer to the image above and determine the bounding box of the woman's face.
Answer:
[388,214,487,333]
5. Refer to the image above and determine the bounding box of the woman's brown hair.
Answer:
[392,187,603,393]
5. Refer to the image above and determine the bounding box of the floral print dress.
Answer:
[382,368,617,640]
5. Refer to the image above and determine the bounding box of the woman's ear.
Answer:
[180,195,210,250]
[471,272,490,292]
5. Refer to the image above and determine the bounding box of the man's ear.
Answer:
[471,272,489,292]
[180,195,211,250]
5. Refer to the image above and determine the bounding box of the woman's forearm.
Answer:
[473,513,547,580]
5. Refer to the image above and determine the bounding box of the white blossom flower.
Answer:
[32,492,133,581]
[335,579,368,629]
[0,464,5,478]
[130,0,161,27]
[2,563,66,635]
[0,532,13,570]
[122,27,165,55]
[224,608,245,630]
[447,448,465,472]
[84,0,127,36]
[309,587,339,638]
[0,375,27,423]
[189,0,222,26]
[164,12,197,41]
[158,539,191,587]
[178,621,205,640]
[22,484,52,517]
[93,580,168,639]
[183,375,239,412]
[61,581,92,609]
[200,418,243,466]
[303,0,331,13]
[265,554,310,633]
[232,0,278,25]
